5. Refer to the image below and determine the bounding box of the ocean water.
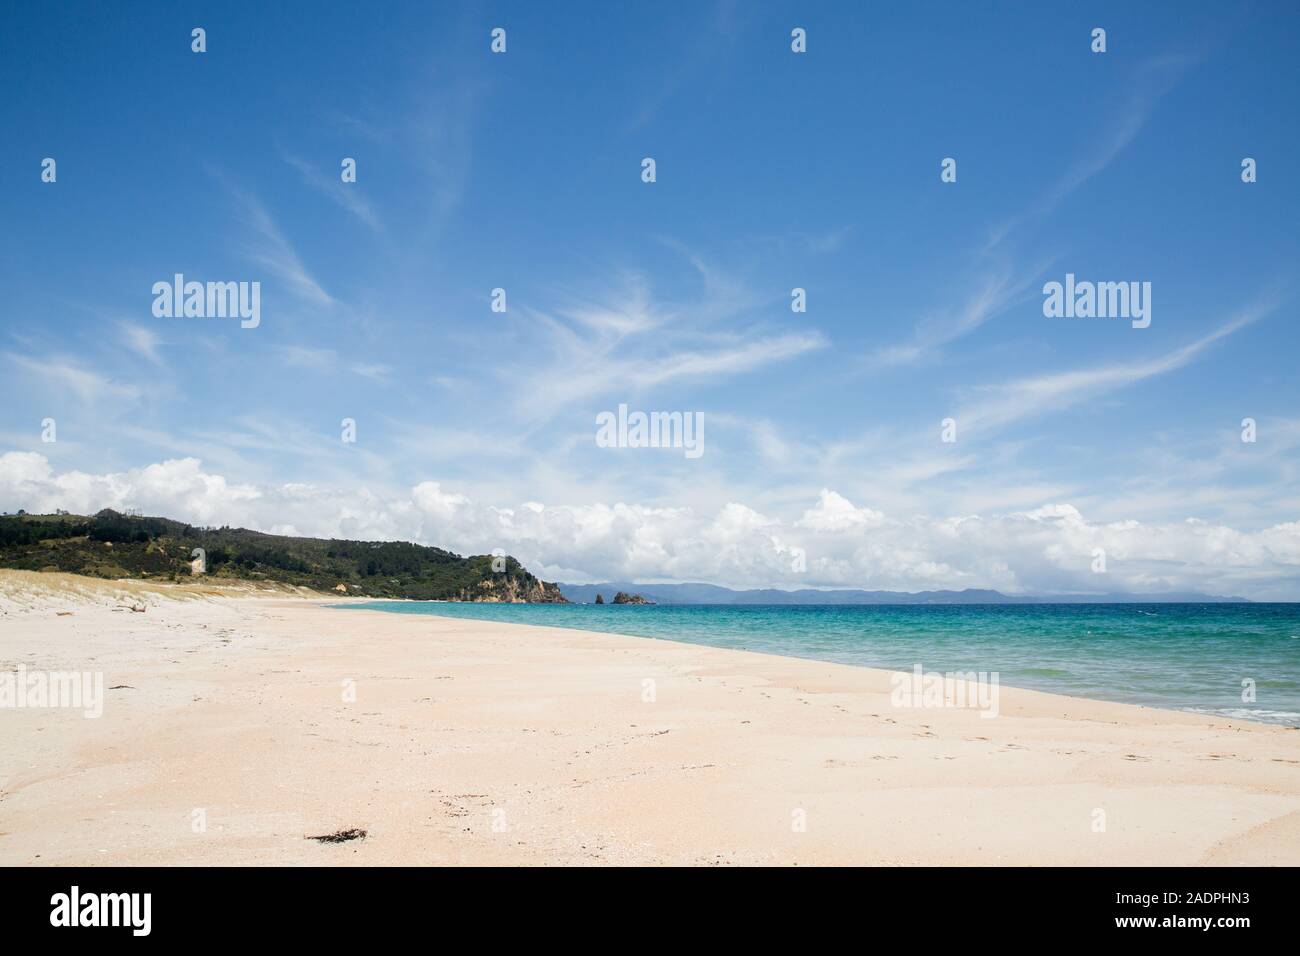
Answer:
[332,601,1300,727]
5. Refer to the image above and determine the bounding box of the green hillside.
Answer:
[0,510,567,602]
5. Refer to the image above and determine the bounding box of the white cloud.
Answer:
[870,53,1197,366]
[241,197,335,308]
[3,352,142,405]
[283,153,382,232]
[279,345,336,371]
[958,302,1273,436]
[514,267,827,425]
[276,346,392,382]
[797,489,884,532]
[868,268,1040,368]
[213,171,335,309]
[118,322,165,366]
[0,452,51,483]
[985,54,1196,252]
[3,452,1298,600]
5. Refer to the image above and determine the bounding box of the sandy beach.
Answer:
[2,571,1298,866]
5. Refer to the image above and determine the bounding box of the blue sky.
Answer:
[2,2,1299,597]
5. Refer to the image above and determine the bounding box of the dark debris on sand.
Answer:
[306,828,368,844]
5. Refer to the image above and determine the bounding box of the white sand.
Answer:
[1,571,1298,865]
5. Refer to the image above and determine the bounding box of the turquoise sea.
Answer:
[333,601,1300,726]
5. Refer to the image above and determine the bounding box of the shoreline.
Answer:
[333,603,1229,727]
[333,597,1300,730]
[2,587,1298,865]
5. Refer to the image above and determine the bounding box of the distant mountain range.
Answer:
[558,582,1251,605]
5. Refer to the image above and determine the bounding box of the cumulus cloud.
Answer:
[2,452,1298,600]
[797,489,884,532]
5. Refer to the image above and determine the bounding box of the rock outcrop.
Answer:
[456,577,568,604]
[611,591,653,605]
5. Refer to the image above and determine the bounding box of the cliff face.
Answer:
[456,576,568,603]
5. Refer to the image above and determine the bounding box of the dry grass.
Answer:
[0,568,323,616]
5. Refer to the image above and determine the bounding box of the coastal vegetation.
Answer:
[0,510,567,602]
